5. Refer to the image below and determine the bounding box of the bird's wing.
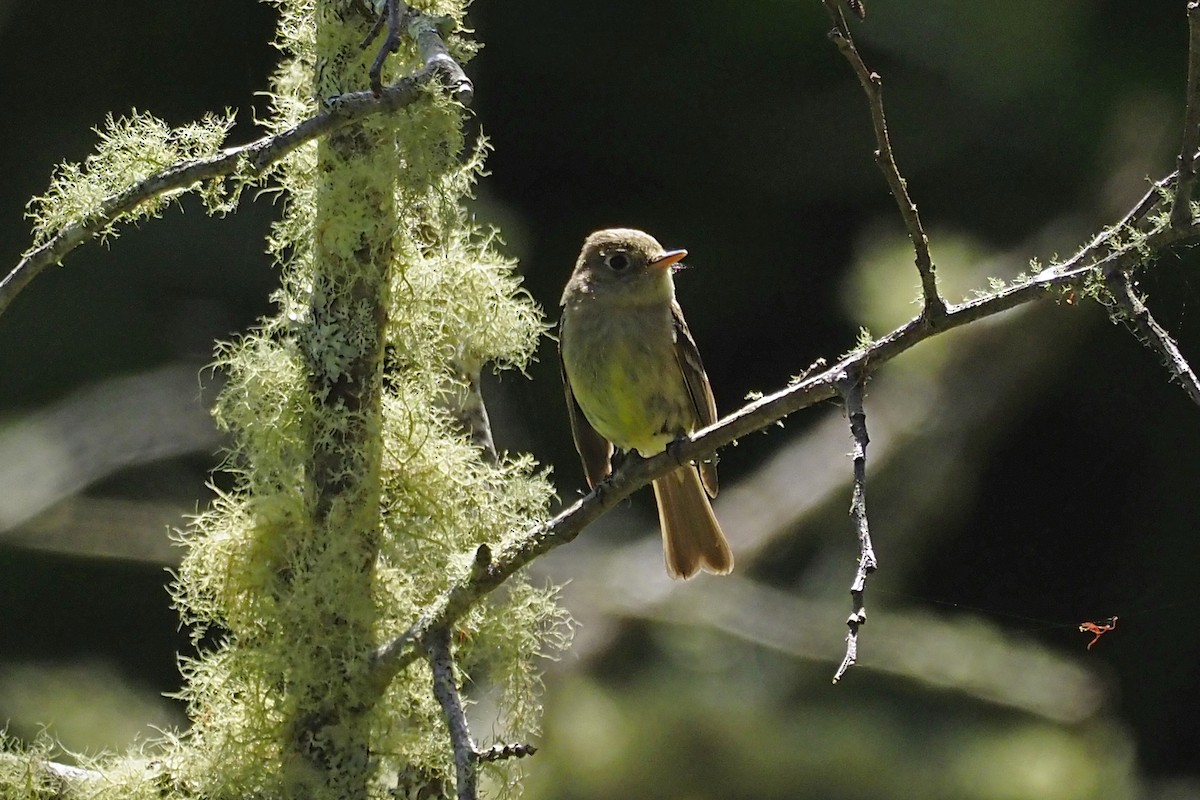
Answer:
[558,318,614,489]
[671,302,719,497]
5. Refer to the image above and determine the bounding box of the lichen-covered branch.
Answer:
[364,1,473,101]
[0,43,467,322]
[0,753,101,800]
[168,2,556,799]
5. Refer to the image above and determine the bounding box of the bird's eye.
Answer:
[604,252,631,272]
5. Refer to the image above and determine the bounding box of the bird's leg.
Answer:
[664,436,691,469]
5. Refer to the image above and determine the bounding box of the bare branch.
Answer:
[475,743,538,763]
[1171,2,1200,228]
[1105,269,1200,407]
[427,626,479,800]
[368,1,404,96]
[833,371,876,684]
[844,0,867,20]
[822,1,946,322]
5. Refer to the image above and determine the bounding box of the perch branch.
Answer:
[833,371,876,683]
[427,626,478,800]
[370,207,1200,690]
[1171,2,1200,228]
[1105,269,1200,407]
[822,1,946,322]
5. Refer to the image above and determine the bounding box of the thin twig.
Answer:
[1105,269,1200,407]
[1171,2,1200,228]
[366,0,405,96]
[822,1,946,322]
[1087,172,1177,263]
[426,626,478,800]
[369,212,1200,691]
[0,67,445,321]
[832,371,875,684]
[474,743,538,763]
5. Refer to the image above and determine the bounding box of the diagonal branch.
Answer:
[369,208,1200,691]
[822,0,946,322]
[1171,2,1200,229]
[426,627,479,800]
[1105,269,1200,407]
[832,371,876,684]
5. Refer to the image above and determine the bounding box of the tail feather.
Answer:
[652,467,734,579]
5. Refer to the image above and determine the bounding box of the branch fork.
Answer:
[425,627,537,800]
[362,0,473,103]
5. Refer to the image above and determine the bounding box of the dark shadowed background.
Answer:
[1,2,1197,798]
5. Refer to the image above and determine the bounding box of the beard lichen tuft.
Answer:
[165,1,566,799]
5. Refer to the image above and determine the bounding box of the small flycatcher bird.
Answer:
[558,228,733,579]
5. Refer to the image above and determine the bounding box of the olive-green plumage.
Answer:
[559,228,733,579]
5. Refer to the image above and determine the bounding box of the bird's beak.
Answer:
[650,249,688,270]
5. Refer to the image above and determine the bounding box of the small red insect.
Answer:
[1078,616,1118,650]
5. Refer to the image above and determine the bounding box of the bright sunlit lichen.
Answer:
[165,2,566,799]
[24,110,237,250]
[10,1,564,796]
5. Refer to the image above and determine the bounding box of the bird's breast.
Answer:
[561,302,694,455]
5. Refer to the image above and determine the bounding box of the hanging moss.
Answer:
[10,2,566,799]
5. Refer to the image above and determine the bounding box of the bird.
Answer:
[558,228,733,579]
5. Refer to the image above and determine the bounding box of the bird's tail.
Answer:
[652,466,734,579]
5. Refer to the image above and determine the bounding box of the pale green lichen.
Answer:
[24,110,237,250]
[9,2,566,799]
[0,733,60,800]
[169,1,565,798]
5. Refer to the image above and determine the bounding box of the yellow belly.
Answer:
[561,305,695,456]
